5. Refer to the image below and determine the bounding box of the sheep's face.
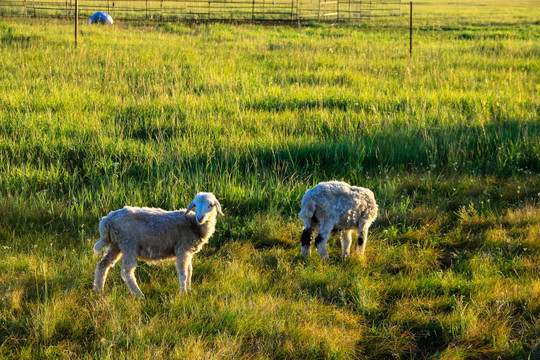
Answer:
[186,193,224,224]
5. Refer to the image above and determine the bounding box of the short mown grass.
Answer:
[0,4,539,359]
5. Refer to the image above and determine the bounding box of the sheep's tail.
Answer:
[93,240,107,257]
[298,191,316,223]
[364,190,379,224]
[93,216,111,257]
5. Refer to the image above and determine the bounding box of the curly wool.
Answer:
[298,181,378,260]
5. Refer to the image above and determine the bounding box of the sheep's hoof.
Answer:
[130,290,146,299]
[179,287,189,295]
[301,246,311,258]
[316,245,329,262]
[93,286,104,295]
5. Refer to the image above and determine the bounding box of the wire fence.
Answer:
[0,0,402,23]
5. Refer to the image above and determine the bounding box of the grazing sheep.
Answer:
[298,181,377,261]
[93,192,224,298]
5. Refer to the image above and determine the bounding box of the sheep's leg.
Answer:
[93,244,122,294]
[186,260,193,291]
[340,230,353,260]
[314,224,332,262]
[300,221,314,258]
[120,253,144,298]
[175,254,192,294]
[358,220,371,256]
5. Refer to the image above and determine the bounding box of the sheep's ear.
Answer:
[185,202,195,215]
[214,201,224,216]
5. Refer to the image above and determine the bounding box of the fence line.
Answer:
[0,0,402,23]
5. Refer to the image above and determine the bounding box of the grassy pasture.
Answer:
[0,2,540,359]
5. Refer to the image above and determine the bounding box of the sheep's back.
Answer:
[307,182,377,225]
[104,206,193,258]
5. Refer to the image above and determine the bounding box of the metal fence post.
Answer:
[74,0,78,46]
[290,0,294,23]
[409,1,412,55]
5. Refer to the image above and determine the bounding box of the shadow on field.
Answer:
[113,104,186,141]
[1,117,538,250]
[0,25,37,48]
[171,118,539,182]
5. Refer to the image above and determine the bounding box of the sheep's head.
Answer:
[185,192,224,224]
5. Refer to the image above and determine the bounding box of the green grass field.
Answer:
[1,1,540,358]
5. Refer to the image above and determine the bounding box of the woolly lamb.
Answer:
[298,181,377,261]
[93,192,224,298]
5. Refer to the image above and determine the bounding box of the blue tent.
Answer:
[88,12,114,25]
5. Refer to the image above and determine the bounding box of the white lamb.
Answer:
[298,181,378,261]
[93,192,224,298]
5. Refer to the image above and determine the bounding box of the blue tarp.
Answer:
[88,12,114,25]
